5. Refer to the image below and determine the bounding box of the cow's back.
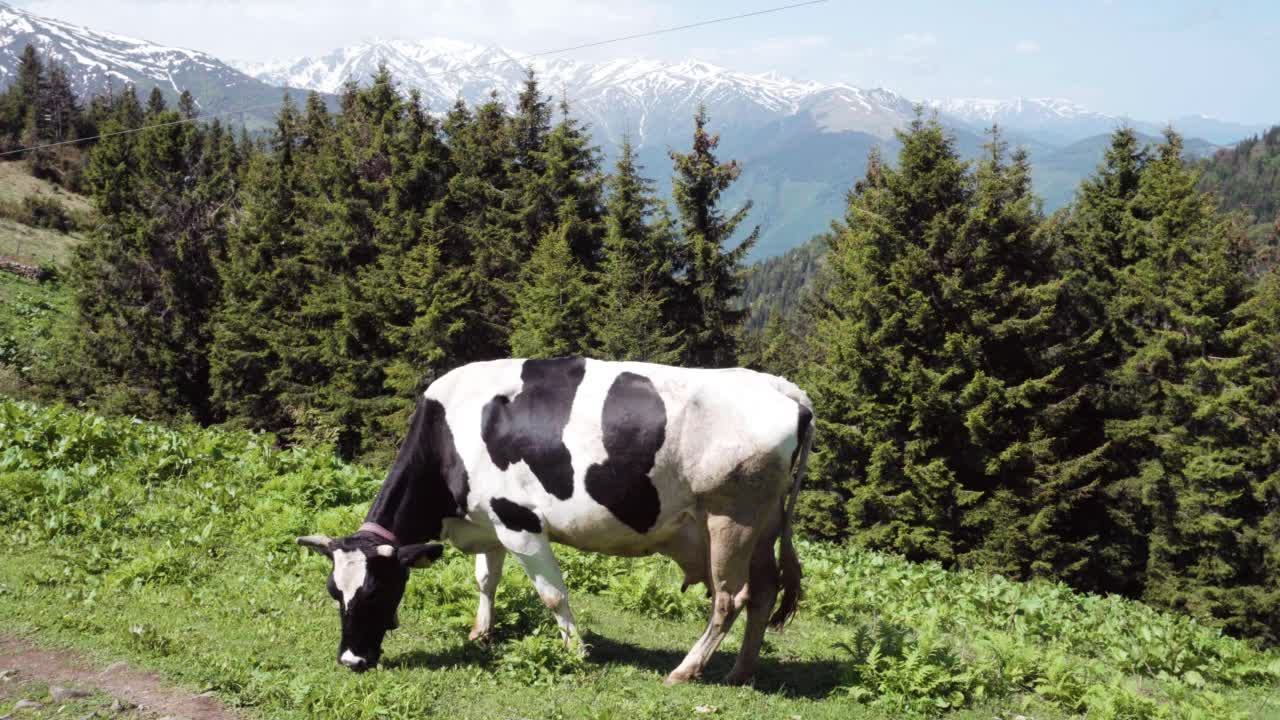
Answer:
[424,358,808,553]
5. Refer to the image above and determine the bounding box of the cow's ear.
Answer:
[297,535,334,557]
[399,542,444,570]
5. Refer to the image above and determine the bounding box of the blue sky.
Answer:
[14,0,1279,123]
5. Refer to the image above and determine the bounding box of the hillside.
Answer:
[1032,131,1221,209]
[1199,125,1280,236]
[0,399,1276,719]
[0,161,89,265]
[740,233,827,331]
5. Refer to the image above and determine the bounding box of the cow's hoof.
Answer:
[664,669,696,686]
[722,669,754,686]
[468,627,492,643]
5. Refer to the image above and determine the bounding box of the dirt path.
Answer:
[0,635,240,720]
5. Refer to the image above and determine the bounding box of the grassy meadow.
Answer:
[0,399,1277,719]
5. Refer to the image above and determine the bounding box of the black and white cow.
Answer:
[298,357,813,685]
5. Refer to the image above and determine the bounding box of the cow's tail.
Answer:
[770,392,813,629]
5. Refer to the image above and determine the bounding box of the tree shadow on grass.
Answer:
[582,632,846,700]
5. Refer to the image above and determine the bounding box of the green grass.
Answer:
[0,161,93,214]
[0,400,1277,719]
[0,216,83,265]
[0,273,73,397]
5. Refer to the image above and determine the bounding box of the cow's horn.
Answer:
[297,535,334,554]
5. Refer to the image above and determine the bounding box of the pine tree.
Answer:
[256,68,466,459]
[801,118,1056,568]
[669,105,757,367]
[1112,131,1269,635]
[366,88,466,442]
[14,45,42,142]
[42,64,80,143]
[510,222,593,358]
[211,94,306,431]
[0,45,43,149]
[70,100,236,421]
[145,87,168,117]
[1035,127,1280,637]
[1031,128,1150,592]
[948,131,1060,574]
[178,90,199,120]
[431,94,516,362]
[591,137,683,362]
[14,45,52,175]
[541,98,605,268]
[301,90,332,152]
[113,85,145,130]
[1228,266,1280,642]
[511,69,551,178]
[276,66,403,457]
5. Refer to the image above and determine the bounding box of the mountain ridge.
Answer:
[0,1,314,127]
[1,3,1269,258]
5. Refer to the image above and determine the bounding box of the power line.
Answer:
[0,102,282,158]
[0,0,826,158]
[419,0,827,80]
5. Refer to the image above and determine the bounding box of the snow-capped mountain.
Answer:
[236,39,919,152]
[0,1,299,126]
[929,97,1126,145]
[0,3,1268,257]
[233,41,940,257]
[932,97,1101,123]
[241,40,1267,156]
[932,97,1265,147]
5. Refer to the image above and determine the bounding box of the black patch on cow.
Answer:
[490,497,543,534]
[584,372,665,533]
[481,357,586,500]
[364,397,470,543]
[792,403,813,469]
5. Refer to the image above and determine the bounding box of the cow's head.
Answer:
[297,533,444,671]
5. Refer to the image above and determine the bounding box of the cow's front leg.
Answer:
[470,549,506,641]
[496,526,582,653]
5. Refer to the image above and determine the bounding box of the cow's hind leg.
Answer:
[665,511,757,685]
[498,529,583,653]
[470,549,506,641]
[723,520,781,685]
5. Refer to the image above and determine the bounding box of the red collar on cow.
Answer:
[358,522,399,545]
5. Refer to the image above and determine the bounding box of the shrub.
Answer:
[606,560,705,621]
[21,195,75,232]
[495,627,587,685]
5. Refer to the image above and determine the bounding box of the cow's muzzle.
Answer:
[339,649,374,672]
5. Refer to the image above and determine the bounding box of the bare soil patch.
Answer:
[0,635,240,720]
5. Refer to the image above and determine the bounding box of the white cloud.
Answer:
[689,34,833,74]
[887,31,940,77]
[1014,39,1040,54]
[899,31,938,49]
